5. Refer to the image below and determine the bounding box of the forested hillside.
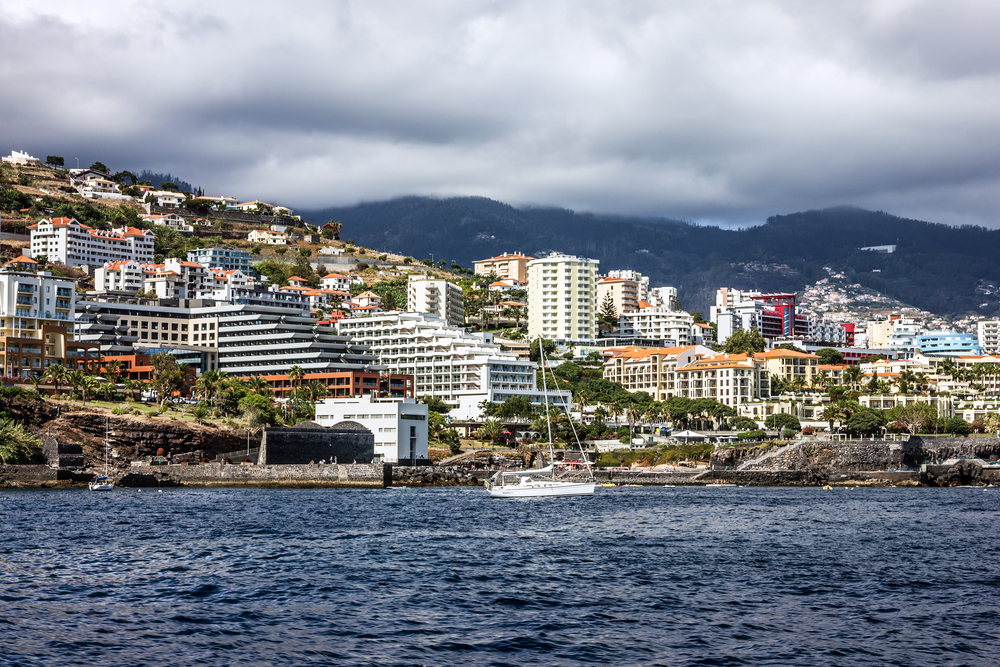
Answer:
[301,198,1000,318]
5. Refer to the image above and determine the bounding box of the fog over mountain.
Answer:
[3,1,1000,228]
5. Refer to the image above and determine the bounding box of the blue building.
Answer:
[915,330,983,357]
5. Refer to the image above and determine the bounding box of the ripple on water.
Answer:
[0,486,998,666]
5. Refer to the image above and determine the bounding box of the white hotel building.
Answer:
[618,306,696,346]
[338,312,572,420]
[527,252,598,342]
[29,218,155,268]
[315,395,429,464]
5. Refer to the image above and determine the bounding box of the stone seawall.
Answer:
[122,462,387,488]
[391,465,481,487]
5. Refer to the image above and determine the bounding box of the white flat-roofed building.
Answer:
[29,217,155,268]
[315,394,428,463]
[247,229,287,245]
[619,306,695,346]
[527,252,598,342]
[338,311,571,419]
[648,286,678,309]
[977,320,1000,356]
[407,274,464,327]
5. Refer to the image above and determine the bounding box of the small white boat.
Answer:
[89,475,113,491]
[486,467,596,498]
[705,483,737,487]
[89,418,114,492]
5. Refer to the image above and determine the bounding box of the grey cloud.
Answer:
[1,0,998,228]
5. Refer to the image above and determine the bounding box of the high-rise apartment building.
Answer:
[527,253,598,342]
[407,274,464,327]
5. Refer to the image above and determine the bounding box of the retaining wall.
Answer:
[124,462,387,488]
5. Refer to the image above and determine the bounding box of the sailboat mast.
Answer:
[538,338,556,467]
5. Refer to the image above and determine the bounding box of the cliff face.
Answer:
[32,408,245,472]
[713,437,1000,477]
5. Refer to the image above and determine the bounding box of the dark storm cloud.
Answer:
[2,0,998,227]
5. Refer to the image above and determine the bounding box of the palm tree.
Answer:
[478,418,504,449]
[287,366,306,396]
[608,403,624,427]
[305,379,328,403]
[67,370,86,401]
[123,378,141,402]
[844,365,863,390]
[246,375,272,397]
[196,370,225,406]
[99,381,116,402]
[43,364,69,398]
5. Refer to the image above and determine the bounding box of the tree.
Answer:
[160,181,179,192]
[815,348,845,365]
[724,328,766,355]
[944,417,971,436]
[89,161,109,173]
[477,418,504,448]
[843,365,864,390]
[45,156,64,168]
[114,170,137,185]
[846,409,886,437]
[775,343,807,353]
[765,413,801,431]
[287,365,306,392]
[691,310,706,324]
[529,337,557,362]
[299,248,312,258]
[885,403,936,435]
[419,395,452,414]
[43,364,69,397]
[599,291,618,329]
[246,375,272,397]
[150,353,188,407]
[730,416,759,432]
[238,393,276,428]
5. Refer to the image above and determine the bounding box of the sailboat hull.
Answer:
[89,482,114,491]
[488,481,596,498]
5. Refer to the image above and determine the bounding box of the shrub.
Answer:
[765,413,801,431]
[944,417,971,436]
[378,254,388,261]
[801,425,816,436]
[737,430,767,441]
[111,405,130,415]
[617,426,632,443]
[729,416,759,432]
[0,419,43,464]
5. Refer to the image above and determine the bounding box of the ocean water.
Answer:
[0,486,997,666]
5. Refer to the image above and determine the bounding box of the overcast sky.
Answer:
[3,0,998,227]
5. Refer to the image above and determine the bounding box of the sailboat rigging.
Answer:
[89,417,114,491]
[485,339,596,498]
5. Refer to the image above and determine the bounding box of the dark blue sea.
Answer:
[1,486,998,666]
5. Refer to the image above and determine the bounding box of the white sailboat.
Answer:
[486,340,596,499]
[89,417,114,491]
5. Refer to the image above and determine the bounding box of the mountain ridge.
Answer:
[300,197,1000,319]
